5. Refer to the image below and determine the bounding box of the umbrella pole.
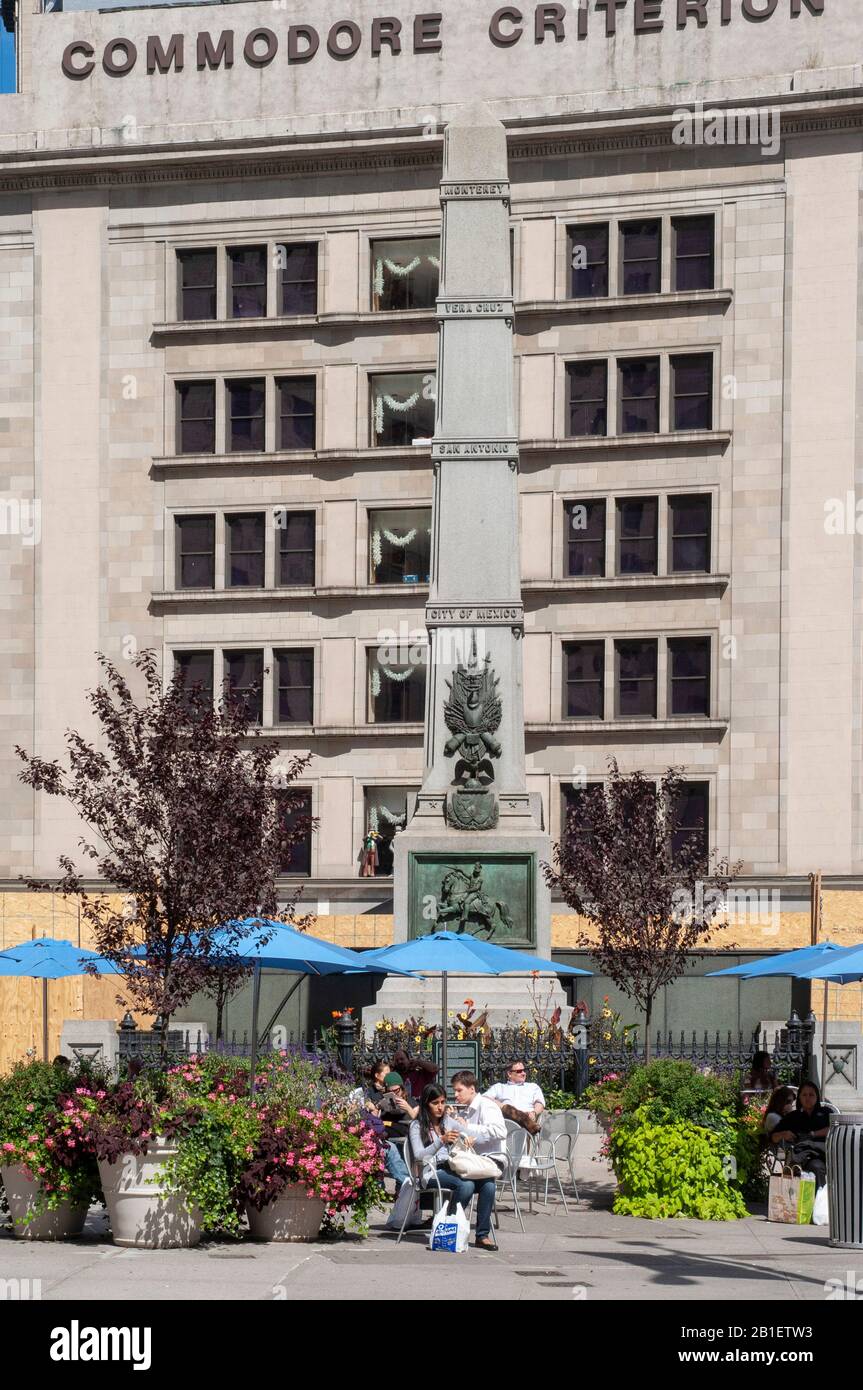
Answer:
[249,963,262,1099]
[441,971,447,1099]
[820,979,829,1093]
[42,978,48,1062]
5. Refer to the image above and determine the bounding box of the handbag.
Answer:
[447,1138,501,1181]
[767,1162,817,1225]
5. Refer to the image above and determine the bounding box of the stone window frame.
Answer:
[166,235,324,324]
[364,501,434,586]
[164,503,322,593]
[553,774,716,859]
[552,630,717,722]
[557,207,722,302]
[163,641,321,730]
[556,347,721,440]
[555,487,718,582]
[364,363,437,448]
[166,369,321,458]
[361,638,429,726]
[368,231,442,313]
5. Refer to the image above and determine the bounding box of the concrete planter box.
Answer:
[1,1164,88,1240]
[98,1141,202,1249]
[246,1183,326,1242]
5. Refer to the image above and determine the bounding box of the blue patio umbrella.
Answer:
[797,944,863,986]
[363,931,591,1090]
[0,937,122,1061]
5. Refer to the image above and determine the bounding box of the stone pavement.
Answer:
[1,1138,858,1302]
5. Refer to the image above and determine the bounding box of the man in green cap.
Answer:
[377,1072,420,1192]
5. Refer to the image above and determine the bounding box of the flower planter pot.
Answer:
[246,1184,326,1242]
[1,1164,88,1241]
[98,1141,202,1249]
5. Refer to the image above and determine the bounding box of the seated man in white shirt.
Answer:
[484,1061,545,1133]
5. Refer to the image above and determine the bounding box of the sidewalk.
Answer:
[0,1137,856,1302]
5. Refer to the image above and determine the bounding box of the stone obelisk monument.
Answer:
[367,105,565,1025]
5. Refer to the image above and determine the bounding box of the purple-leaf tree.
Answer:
[544,761,741,1063]
[16,650,314,1051]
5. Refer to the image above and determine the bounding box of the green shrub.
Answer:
[617,1059,737,1132]
[610,1113,747,1221]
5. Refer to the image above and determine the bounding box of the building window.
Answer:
[616,497,658,576]
[673,216,715,292]
[176,381,215,455]
[369,507,431,585]
[672,354,713,431]
[672,781,709,861]
[668,637,711,718]
[173,650,214,708]
[372,237,440,311]
[175,515,215,590]
[228,245,267,318]
[369,654,426,723]
[227,378,266,453]
[363,786,412,875]
[669,495,712,573]
[566,360,607,437]
[371,372,436,447]
[279,790,312,875]
[565,500,606,577]
[223,650,264,725]
[226,513,265,588]
[619,357,660,434]
[621,219,661,295]
[562,782,605,850]
[615,639,657,719]
[277,377,316,451]
[274,649,314,725]
[176,249,217,321]
[277,511,315,586]
[568,224,608,299]
[563,641,605,720]
[279,243,318,316]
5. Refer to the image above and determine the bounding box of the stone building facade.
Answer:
[1,2,863,1042]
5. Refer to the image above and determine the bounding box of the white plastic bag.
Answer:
[429,1202,470,1253]
[812,1184,829,1227]
[386,1179,422,1232]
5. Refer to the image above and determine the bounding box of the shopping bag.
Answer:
[429,1202,470,1253]
[812,1184,829,1227]
[386,1179,422,1232]
[768,1166,817,1224]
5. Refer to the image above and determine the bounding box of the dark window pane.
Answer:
[228,246,267,318]
[363,787,411,875]
[670,494,711,573]
[370,508,431,585]
[562,782,605,850]
[619,358,659,434]
[370,659,426,723]
[224,650,263,724]
[672,782,709,861]
[176,381,215,455]
[372,373,436,447]
[177,249,216,321]
[277,511,315,586]
[672,354,713,431]
[567,360,607,437]
[673,216,715,292]
[669,637,711,717]
[226,513,265,588]
[616,640,657,718]
[565,500,606,577]
[227,379,265,453]
[372,237,440,311]
[173,650,214,708]
[175,515,215,589]
[279,791,312,875]
[621,219,661,295]
[617,497,658,575]
[568,223,608,299]
[279,243,318,316]
[277,377,316,451]
[275,649,314,725]
[564,641,604,719]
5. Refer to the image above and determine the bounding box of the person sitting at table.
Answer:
[745,1050,777,1093]
[391,1048,439,1102]
[763,1084,797,1135]
[484,1060,545,1134]
[362,1058,389,1111]
[409,1081,502,1252]
[770,1081,833,1188]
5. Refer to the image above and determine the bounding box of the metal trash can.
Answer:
[826,1114,863,1248]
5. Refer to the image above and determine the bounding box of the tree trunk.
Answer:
[644,997,653,1065]
[216,993,225,1044]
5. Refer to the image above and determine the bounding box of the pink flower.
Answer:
[25,1103,35,1112]
[2,1142,15,1152]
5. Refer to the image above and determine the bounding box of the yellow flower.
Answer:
[589,1056,597,1065]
